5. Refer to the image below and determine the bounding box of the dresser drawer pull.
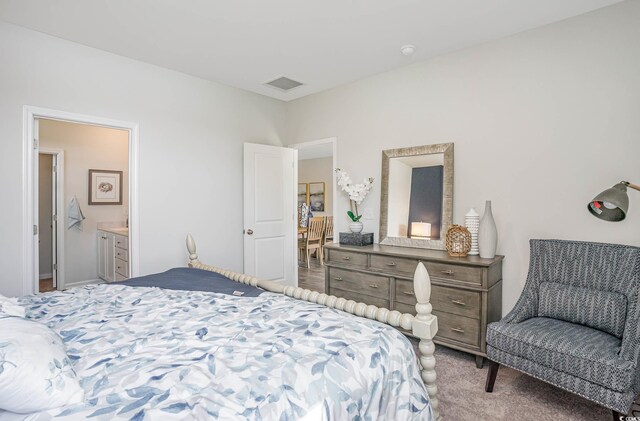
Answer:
[334,277,343,281]
[386,262,397,266]
[441,269,455,275]
[369,284,379,289]
[342,256,351,260]
[403,291,414,296]
[450,327,465,333]
[450,299,466,306]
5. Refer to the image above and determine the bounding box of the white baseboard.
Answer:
[63,278,104,289]
[39,273,53,280]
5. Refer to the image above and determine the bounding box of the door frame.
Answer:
[39,148,65,290]
[289,137,338,225]
[23,106,140,295]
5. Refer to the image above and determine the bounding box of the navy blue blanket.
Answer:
[116,267,264,297]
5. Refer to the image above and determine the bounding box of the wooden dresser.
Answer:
[324,243,503,368]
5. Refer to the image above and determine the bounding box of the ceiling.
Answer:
[0,0,623,101]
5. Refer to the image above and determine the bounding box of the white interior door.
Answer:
[243,143,297,286]
[33,119,40,293]
[51,154,57,289]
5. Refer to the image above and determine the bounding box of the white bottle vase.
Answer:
[465,208,480,256]
[478,200,497,259]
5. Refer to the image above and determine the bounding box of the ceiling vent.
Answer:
[265,76,303,92]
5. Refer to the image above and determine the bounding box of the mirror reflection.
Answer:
[387,153,444,240]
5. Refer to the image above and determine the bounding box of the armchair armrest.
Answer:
[500,285,538,324]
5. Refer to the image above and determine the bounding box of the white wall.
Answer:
[38,154,53,277]
[298,157,333,217]
[40,119,129,286]
[0,21,286,296]
[285,1,640,314]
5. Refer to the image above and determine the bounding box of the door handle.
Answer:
[246,229,254,235]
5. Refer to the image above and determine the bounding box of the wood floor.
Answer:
[39,277,55,292]
[298,258,325,293]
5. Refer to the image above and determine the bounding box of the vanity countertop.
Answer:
[99,227,129,236]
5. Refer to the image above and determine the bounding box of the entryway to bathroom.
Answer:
[35,117,134,292]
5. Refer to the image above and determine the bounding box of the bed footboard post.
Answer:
[412,262,441,420]
[186,234,199,266]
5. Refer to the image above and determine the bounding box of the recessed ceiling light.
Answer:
[400,45,416,56]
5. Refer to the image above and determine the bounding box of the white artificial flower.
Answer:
[335,169,374,206]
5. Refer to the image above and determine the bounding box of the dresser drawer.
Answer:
[395,280,480,319]
[115,257,129,277]
[115,272,128,281]
[394,303,481,347]
[395,301,416,315]
[370,254,419,275]
[327,249,367,268]
[433,311,480,347]
[328,268,389,299]
[425,262,482,285]
[329,287,390,310]
[115,247,128,262]
[115,235,128,251]
[432,286,480,319]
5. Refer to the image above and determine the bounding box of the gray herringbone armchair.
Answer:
[485,239,640,419]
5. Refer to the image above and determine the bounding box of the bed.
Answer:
[0,235,440,420]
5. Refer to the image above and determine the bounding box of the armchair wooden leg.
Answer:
[612,410,625,421]
[485,360,500,393]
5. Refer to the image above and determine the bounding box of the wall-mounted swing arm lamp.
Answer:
[588,181,640,221]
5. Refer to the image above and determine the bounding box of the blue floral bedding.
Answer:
[7,284,432,420]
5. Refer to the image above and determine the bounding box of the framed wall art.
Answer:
[308,182,325,212]
[298,183,309,207]
[89,169,123,205]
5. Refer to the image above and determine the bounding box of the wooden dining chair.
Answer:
[298,217,325,268]
[323,216,334,245]
[319,216,334,263]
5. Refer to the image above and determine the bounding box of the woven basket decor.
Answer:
[445,225,472,257]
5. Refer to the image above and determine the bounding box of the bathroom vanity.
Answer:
[97,227,129,281]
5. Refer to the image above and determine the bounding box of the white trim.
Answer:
[23,106,140,296]
[64,278,104,288]
[289,137,338,224]
[39,147,65,291]
[39,273,53,280]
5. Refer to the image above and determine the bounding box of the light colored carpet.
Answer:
[416,343,639,421]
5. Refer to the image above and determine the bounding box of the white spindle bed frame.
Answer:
[186,234,441,420]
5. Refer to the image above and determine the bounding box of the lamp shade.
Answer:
[411,222,431,238]
[588,183,629,222]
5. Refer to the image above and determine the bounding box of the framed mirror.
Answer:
[379,143,453,250]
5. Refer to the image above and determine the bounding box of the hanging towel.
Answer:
[67,196,86,230]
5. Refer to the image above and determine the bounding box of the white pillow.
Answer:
[0,294,25,318]
[0,317,84,413]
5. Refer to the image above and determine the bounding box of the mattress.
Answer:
[3,276,431,420]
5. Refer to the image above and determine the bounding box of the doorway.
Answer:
[37,149,64,292]
[23,106,139,295]
[290,138,337,292]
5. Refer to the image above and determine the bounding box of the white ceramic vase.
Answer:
[478,200,497,259]
[349,221,364,233]
[465,208,480,256]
